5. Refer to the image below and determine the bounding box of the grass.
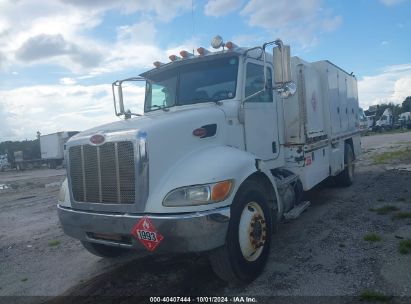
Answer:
[369,205,400,215]
[377,198,385,202]
[48,240,61,247]
[21,278,28,282]
[392,211,411,220]
[399,239,411,254]
[339,243,346,248]
[360,289,390,302]
[372,148,411,165]
[396,197,406,202]
[363,233,382,242]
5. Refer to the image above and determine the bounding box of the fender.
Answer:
[146,145,282,215]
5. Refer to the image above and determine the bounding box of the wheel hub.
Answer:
[238,202,268,261]
[250,215,267,249]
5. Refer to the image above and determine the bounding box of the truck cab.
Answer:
[58,36,360,283]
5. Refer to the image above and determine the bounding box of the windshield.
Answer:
[144,56,239,112]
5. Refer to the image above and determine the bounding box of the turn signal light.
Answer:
[169,54,180,61]
[192,127,207,137]
[197,47,210,56]
[180,50,193,58]
[225,41,238,50]
[153,61,164,68]
[211,180,232,202]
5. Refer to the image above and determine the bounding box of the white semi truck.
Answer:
[58,36,361,283]
[375,108,393,131]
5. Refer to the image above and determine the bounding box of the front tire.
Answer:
[209,180,272,284]
[81,241,128,258]
[335,143,355,187]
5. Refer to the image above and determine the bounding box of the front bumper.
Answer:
[57,205,230,253]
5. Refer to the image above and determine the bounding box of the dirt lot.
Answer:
[1,131,410,303]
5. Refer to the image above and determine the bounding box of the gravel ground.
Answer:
[1,131,410,303]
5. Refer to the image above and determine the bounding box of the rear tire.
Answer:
[81,241,127,258]
[209,180,273,284]
[335,143,355,187]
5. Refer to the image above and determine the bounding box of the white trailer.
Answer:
[58,36,361,284]
[14,131,79,170]
[40,131,79,168]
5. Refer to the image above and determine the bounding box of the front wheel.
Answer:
[209,180,272,284]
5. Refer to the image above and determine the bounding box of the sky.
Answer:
[0,0,410,141]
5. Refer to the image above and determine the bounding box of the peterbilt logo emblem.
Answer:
[90,134,105,145]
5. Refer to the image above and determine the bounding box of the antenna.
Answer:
[191,0,195,54]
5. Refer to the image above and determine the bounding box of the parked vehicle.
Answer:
[0,154,10,172]
[399,112,411,129]
[374,108,393,131]
[359,108,368,133]
[14,131,79,170]
[58,36,361,283]
[366,115,375,130]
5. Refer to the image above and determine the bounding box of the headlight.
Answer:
[57,179,71,207]
[163,180,233,207]
[58,184,66,202]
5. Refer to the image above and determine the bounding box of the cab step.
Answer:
[283,201,311,220]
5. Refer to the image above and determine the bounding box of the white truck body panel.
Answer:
[282,58,360,190]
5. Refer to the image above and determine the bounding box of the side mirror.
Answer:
[273,41,296,98]
[273,44,291,85]
[112,77,145,119]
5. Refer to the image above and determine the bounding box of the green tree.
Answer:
[401,96,411,113]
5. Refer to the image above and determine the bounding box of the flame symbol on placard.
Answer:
[143,219,149,230]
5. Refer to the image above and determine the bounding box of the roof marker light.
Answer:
[225,41,238,50]
[153,61,164,68]
[197,47,210,56]
[180,50,193,59]
[169,54,181,61]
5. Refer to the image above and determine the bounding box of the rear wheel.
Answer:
[209,180,272,284]
[335,143,355,187]
[81,241,128,258]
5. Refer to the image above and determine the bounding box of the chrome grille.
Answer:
[69,142,135,204]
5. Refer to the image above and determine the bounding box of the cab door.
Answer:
[243,60,280,161]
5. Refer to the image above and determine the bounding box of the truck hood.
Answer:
[66,105,228,213]
[70,105,226,140]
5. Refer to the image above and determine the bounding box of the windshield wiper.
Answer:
[189,98,213,104]
[149,105,170,112]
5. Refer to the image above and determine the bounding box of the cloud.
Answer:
[0,83,146,141]
[322,15,343,32]
[60,77,77,85]
[15,33,103,69]
[0,0,191,73]
[16,34,72,61]
[0,52,5,69]
[358,63,411,109]
[204,0,245,17]
[62,0,191,22]
[239,0,342,47]
[380,0,406,6]
[0,102,17,139]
